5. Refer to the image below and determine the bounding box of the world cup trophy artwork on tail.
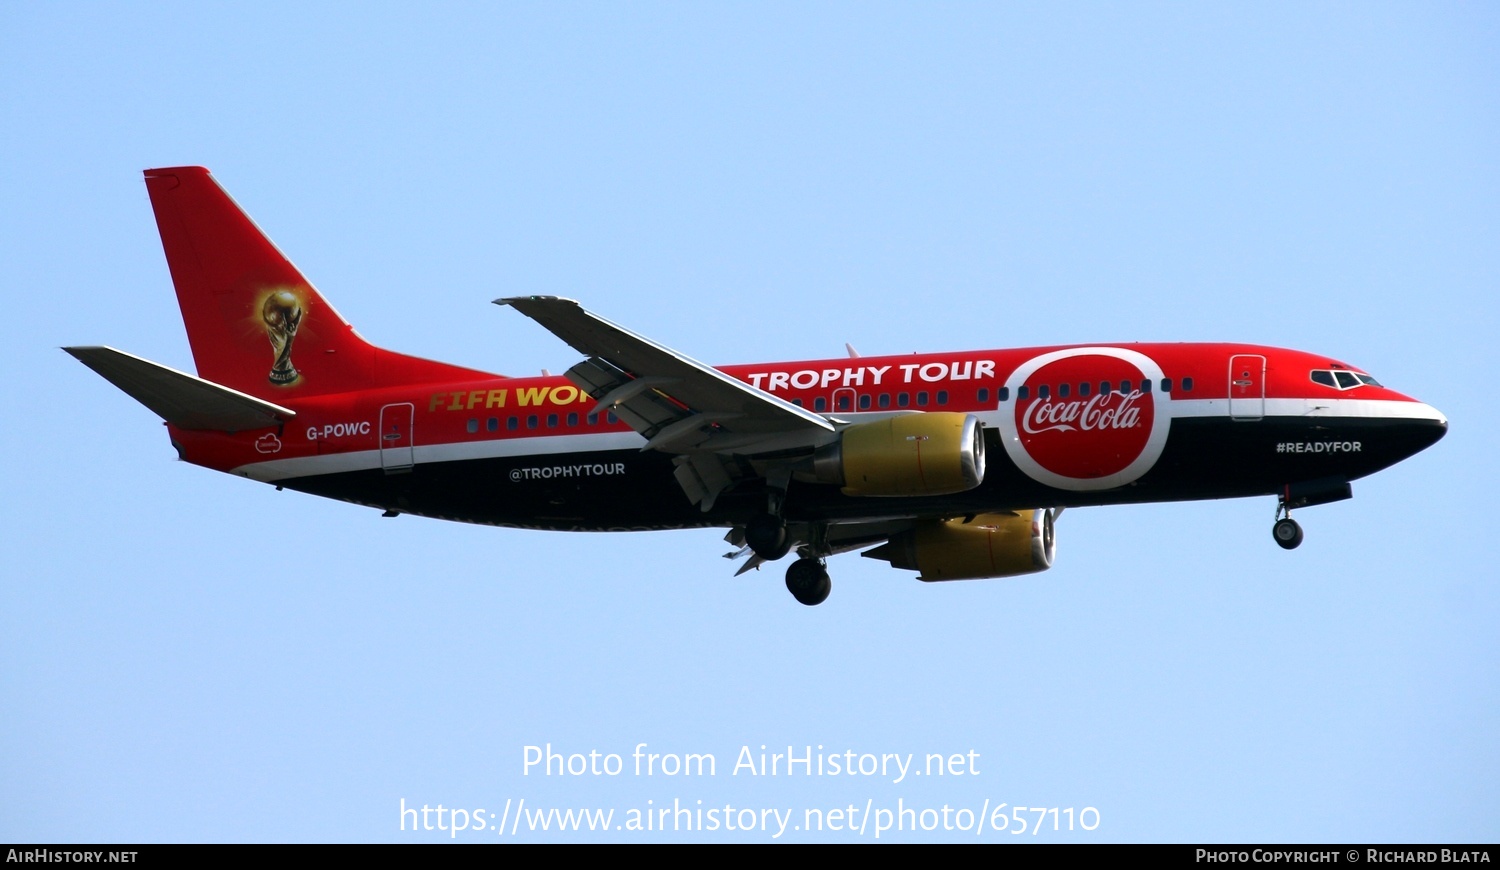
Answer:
[262,288,303,385]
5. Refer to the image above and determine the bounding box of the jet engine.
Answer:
[810,412,985,497]
[863,509,1057,581]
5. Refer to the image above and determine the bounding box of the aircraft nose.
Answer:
[1404,402,1447,453]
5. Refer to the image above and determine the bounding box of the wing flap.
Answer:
[672,453,737,512]
[64,346,295,431]
[565,358,685,435]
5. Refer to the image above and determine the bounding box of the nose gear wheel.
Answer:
[1272,499,1304,550]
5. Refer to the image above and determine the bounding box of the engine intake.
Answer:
[812,412,985,497]
[863,509,1056,581]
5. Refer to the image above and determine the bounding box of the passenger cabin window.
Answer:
[998,387,1010,402]
[527,415,538,430]
[916,391,929,406]
[814,397,827,412]
[1181,377,1194,392]
[879,394,891,408]
[1161,378,1173,392]
[1017,386,1029,401]
[467,419,478,434]
[507,417,518,431]
[1058,384,1070,398]
[936,390,948,405]
[859,394,871,410]
[898,393,910,407]
[977,388,990,403]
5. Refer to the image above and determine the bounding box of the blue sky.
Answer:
[2,2,1496,842]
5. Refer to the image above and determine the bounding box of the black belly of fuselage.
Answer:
[277,414,1445,531]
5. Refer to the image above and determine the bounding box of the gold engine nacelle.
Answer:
[863,509,1057,581]
[811,412,986,497]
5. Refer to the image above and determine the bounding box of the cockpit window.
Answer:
[1310,369,1380,391]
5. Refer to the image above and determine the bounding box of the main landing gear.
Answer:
[745,513,792,561]
[785,557,832,606]
[735,510,834,606]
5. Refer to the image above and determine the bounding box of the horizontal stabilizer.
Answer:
[63,346,295,431]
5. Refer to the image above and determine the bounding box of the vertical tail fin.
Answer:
[144,166,497,399]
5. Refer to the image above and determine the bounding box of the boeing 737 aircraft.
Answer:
[67,167,1448,604]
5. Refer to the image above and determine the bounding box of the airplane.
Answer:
[66,166,1448,605]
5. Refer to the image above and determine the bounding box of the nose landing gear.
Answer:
[1272,515,1304,550]
[1272,496,1304,550]
[1269,478,1353,550]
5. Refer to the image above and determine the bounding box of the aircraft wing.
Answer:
[498,296,838,510]
[497,296,834,453]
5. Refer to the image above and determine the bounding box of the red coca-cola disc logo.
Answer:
[996,348,1171,491]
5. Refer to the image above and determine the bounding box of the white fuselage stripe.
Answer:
[232,397,1443,482]
[237,430,646,482]
[1163,397,1446,422]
